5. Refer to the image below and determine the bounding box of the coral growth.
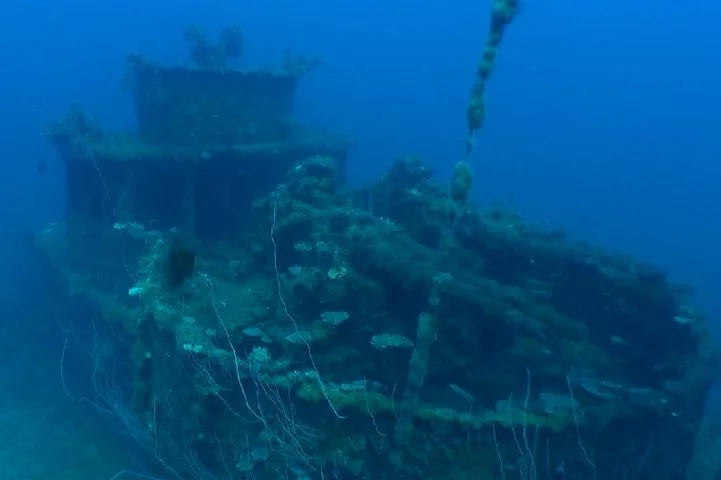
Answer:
[36,24,718,480]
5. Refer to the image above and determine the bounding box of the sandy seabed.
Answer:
[0,342,133,480]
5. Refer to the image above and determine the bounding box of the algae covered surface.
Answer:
[35,21,719,480]
[36,153,718,479]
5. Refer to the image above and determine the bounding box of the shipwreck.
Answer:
[36,27,718,480]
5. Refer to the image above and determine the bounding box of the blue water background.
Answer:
[0,1,718,473]
[2,0,718,319]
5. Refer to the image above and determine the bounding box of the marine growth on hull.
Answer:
[37,23,718,480]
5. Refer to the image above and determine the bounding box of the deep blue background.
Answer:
[1,0,718,324]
